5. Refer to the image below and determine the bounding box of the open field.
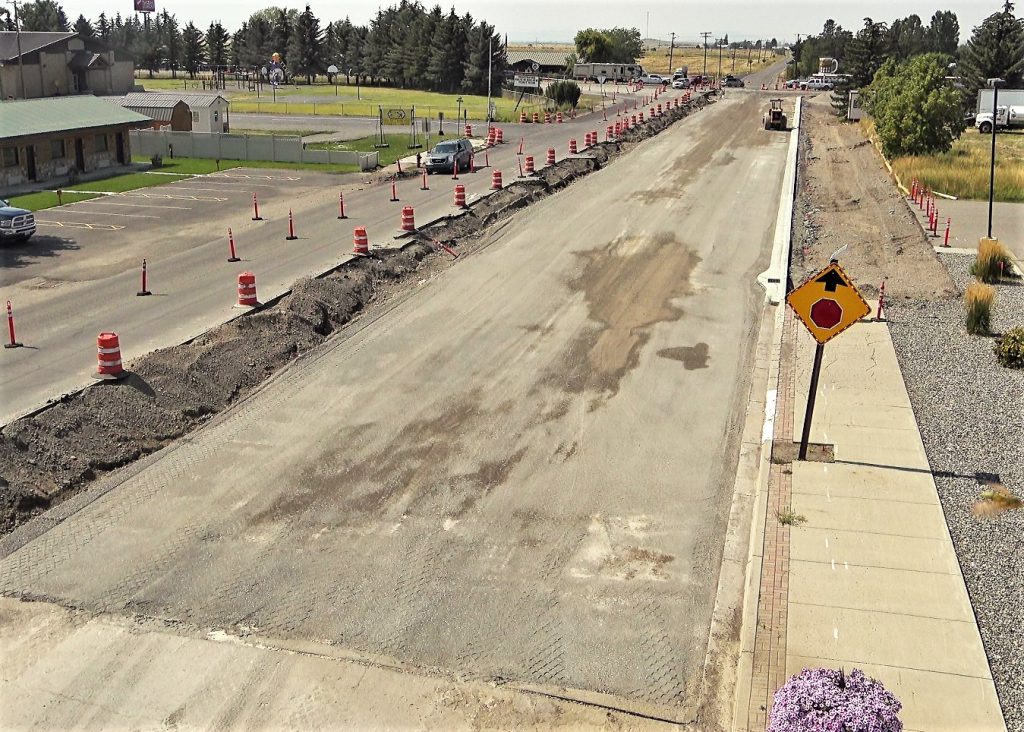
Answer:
[639,47,779,78]
[889,128,1024,203]
[136,76,550,121]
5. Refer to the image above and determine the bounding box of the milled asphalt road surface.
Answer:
[1,96,684,424]
[0,89,789,725]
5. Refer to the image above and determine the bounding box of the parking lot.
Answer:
[5,169,343,293]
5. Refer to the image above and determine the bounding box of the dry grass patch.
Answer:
[890,130,1024,202]
[965,281,996,335]
[971,238,1016,283]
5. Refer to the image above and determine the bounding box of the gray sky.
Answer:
[72,0,996,43]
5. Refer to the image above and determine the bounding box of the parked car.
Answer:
[784,79,802,89]
[425,138,473,174]
[0,199,35,243]
[801,78,834,91]
[723,76,744,88]
[671,78,690,89]
[637,74,667,87]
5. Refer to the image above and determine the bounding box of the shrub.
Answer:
[995,326,1024,368]
[769,667,903,732]
[150,153,163,168]
[544,80,582,109]
[965,282,996,335]
[970,238,1015,283]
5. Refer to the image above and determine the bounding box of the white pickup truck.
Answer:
[0,198,35,243]
[976,105,1024,133]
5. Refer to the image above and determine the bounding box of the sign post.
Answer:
[786,260,871,460]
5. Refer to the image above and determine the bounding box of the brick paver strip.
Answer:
[746,308,796,731]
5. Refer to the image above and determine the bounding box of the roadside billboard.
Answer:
[134,0,156,12]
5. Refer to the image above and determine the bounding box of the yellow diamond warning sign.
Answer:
[786,262,871,344]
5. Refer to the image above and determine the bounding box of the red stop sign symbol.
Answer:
[810,298,843,329]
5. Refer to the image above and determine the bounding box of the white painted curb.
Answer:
[757,97,802,305]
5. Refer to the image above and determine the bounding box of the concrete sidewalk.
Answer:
[736,308,1006,731]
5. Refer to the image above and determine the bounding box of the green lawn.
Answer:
[135,155,358,174]
[231,128,332,138]
[141,157,242,174]
[65,171,193,193]
[306,132,433,168]
[7,190,98,211]
[230,83,551,122]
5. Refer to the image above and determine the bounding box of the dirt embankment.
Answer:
[791,95,956,300]
[0,93,715,536]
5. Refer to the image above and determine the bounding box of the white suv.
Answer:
[637,74,666,87]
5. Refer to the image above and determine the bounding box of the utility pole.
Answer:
[717,40,723,84]
[700,31,712,77]
[5,0,26,98]
[667,32,676,75]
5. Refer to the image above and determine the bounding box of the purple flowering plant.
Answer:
[768,667,903,732]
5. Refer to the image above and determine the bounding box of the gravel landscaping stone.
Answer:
[887,252,1024,732]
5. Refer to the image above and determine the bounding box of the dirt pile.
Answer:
[0,92,715,536]
[791,95,955,300]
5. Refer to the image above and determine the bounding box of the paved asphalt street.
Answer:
[0,87,790,725]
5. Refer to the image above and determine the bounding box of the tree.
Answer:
[182,21,206,78]
[575,28,613,62]
[272,8,294,64]
[135,15,165,77]
[287,4,324,84]
[162,11,181,78]
[96,12,110,40]
[605,27,642,62]
[960,1,1024,106]
[832,17,888,109]
[888,14,926,60]
[73,13,93,37]
[866,53,966,157]
[462,20,499,95]
[927,10,960,55]
[207,21,229,68]
[18,0,69,31]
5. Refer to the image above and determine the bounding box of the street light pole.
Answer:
[986,78,1003,239]
[668,32,676,75]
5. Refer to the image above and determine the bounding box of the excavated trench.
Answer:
[0,92,714,536]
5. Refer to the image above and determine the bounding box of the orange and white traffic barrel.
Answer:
[546,148,556,166]
[454,184,467,208]
[568,139,578,154]
[400,206,416,232]
[353,227,369,255]
[95,332,126,379]
[524,156,535,175]
[237,272,258,307]
[491,170,503,190]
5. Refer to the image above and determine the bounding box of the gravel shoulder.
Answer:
[791,94,955,300]
[888,256,1024,732]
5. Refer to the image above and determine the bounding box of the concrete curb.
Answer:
[731,97,803,730]
[757,97,802,304]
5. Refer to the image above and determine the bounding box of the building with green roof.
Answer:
[0,96,152,191]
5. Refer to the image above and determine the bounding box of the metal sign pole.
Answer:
[798,343,825,460]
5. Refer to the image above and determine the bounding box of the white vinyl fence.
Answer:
[130,130,379,171]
